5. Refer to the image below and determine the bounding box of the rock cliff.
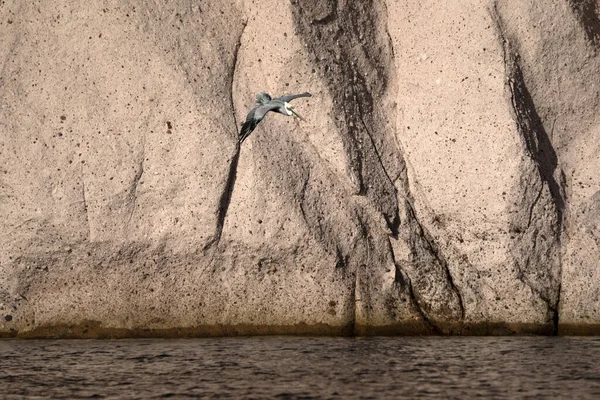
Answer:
[1,0,599,337]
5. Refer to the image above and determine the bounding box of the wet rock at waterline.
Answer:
[1,0,599,337]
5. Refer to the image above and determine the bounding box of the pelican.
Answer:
[238,92,312,143]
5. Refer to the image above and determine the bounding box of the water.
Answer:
[1,336,599,399]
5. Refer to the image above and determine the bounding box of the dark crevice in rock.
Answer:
[553,281,562,335]
[493,6,566,232]
[205,149,240,252]
[81,178,91,240]
[509,68,566,230]
[297,174,311,229]
[383,231,401,288]
[492,4,565,334]
[229,20,247,132]
[204,20,246,251]
[405,274,441,334]
[350,271,358,335]
[126,140,145,229]
[404,200,466,324]
[292,0,465,330]
[357,106,401,237]
[290,0,400,234]
[335,245,350,269]
[527,183,544,228]
[387,237,439,333]
[381,1,396,60]
[568,0,600,46]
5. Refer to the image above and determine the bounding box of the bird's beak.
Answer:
[291,108,306,121]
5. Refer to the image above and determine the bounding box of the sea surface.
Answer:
[1,336,599,399]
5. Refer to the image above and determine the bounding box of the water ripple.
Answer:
[1,337,599,398]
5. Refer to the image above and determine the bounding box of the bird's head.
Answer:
[284,102,305,121]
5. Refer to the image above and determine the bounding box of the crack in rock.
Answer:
[386,236,441,333]
[492,3,565,333]
[81,178,91,240]
[568,0,600,46]
[405,274,441,334]
[204,20,246,252]
[292,0,466,331]
[126,141,145,230]
[290,0,400,234]
[402,200,465,325]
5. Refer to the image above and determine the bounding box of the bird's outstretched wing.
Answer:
[255,92,272,106]
[274,92,312,103]
[239,119,257,144]
[239,103,280,144]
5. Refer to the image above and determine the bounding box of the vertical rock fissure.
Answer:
[81,178,91,240]
[492,4,565,333]
[378,0,463,329]
[350,270,358,335]
[568,0,600,46]
[205,20,246,251]
[206,150,240,251]
[126,141,145,230]
[292,0,467,331]
[527,184,544,228]
[229,20,247,132]
[404,199,466,323]
[405,274,441,334]
[291,1,400,332]
[508,68,566,232]
[387,238,440,333]
[357,102,400,236]
[297,171,311,229]
[290,0,400,229]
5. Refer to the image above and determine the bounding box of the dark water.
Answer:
[1,337,599,399]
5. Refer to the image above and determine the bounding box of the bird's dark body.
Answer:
[238,92,311,143]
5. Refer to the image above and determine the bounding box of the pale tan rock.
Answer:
[0,0,599,337]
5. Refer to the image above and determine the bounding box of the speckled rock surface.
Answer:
[0,0,598,337]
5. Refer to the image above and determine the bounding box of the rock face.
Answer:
[0,0,599,337]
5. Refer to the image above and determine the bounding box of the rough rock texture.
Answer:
[0,0,599,337]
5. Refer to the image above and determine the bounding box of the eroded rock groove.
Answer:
[292,0,465,331]
[492,4,565,333]
[290,0,400,231]
[403,200,465,325]
[205,20,246,251]
[568,0,600,46]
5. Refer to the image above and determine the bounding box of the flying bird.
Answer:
[238,92,312,144]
